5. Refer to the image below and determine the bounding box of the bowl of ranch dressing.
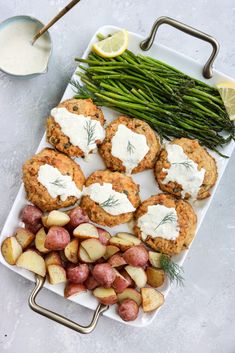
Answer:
[0,15,52,78]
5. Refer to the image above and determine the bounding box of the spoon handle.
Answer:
[32,0,81,44]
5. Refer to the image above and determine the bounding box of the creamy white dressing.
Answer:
[38,164,81,201]
[51,107,105,157]
[162,143,205,199]
[83,182,136,216]
[137,204,179,241]
[111,124,149,174]
[0,19,51,75]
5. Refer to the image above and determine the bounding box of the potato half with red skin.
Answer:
[119,269,135,288]
[97,227,111,245]
[108,253,127,268]
[64,282,86,298]
[25,223,42,235]
[112,270,130,293]
[20,205,42,225]
[92,263,116,288]
[84,274,99,290]
[66,263,89,284]
[45,226,70,250]
[93,287,117,305]
[123,245,149,267]
[118,299,139,321]
[67,206,89,229]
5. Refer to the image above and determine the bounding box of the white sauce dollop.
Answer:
[111,124,149,174]
[83,182,136,216]
[162,143,205,199]
[51,107,105,157]
[0,20,51,75]
[137,204,179,241]
[38,164,81,201]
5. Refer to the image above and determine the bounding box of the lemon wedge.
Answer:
[217,82,235,121]
[92,30,128,58]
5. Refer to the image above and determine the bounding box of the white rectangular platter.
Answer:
[0,25,234,327]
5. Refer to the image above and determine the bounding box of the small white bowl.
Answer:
[0,15,52,78]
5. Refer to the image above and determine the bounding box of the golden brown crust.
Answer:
[99,116,161,174]
[134,193,197,255]
[46,98,105,157]
[154,138,218,199]
[80,169,140,227]
[22,148,85,212]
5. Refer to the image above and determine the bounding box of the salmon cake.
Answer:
[134,193,197,256]
[46,98,105,158]
[155,138,217,200]
[99,116,161,174]
[80,169,141,227]
[23,148,85,212]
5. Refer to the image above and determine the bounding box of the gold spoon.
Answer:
[32,0,81,45]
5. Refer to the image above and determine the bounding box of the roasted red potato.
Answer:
[125,265,147,288]
[80,238,106,261]
[103,245,120,260]
[64,282,86,298]
[117,288,142,306]
[15,227,34,249]
[123,245,148,267]
[118,299,139,321]
[64,238,79,264]
[146,267,165,288]
[48,264,67,285]
[97,227,111,245]
[35,228,50,254]
[16,250,46,277]
[108,253,127,268]
[112,269,130,293]
[1,237,22,265]
[92,263,116,288]
[46,210,70,227]
[66,263,89,284]
[93,287,117,305]
[141,288,164,312]
[68,206,89,229]
[84,274,99,290]
[44,226,70,250]
[119,269,135,288]
[45,251,62,268]
[21,205,42,225]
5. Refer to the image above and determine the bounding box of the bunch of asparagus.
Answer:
[72,47,234,155]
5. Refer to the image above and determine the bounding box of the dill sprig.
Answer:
[70,79,97,100]
[155,211,177,231]
[100,194,120,208]
[171,160,194,170]
[127,140,136,154]
[160,254,184,286]
[50,178,66,189]
[84,120,96,146]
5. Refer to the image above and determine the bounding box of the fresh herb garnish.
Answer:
[155,211,177,231]
[84,120,96,146]
[171,160,194,170]
[100,194,120,208]
[160,254,184,286]
[127,140,136,154]
[50,178,66,189]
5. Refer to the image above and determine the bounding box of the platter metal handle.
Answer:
[140,16,220,79]
[28,274,108,334]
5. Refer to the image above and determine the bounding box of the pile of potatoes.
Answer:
[1,204,165,322]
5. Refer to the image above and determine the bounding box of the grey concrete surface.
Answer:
[0,1,235,352]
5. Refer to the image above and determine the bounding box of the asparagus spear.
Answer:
[71,47,234,154]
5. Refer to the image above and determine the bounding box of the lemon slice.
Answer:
[217,82,235,121]
[92,30,128,58]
